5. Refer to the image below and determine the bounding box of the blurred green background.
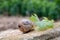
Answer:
[0,0,60,20]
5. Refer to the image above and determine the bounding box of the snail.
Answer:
[18,19,34,33]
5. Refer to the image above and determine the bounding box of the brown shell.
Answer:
[18,19,33,33]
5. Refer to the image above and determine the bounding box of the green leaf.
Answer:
[34,17,54,31]
[29,14,39,22]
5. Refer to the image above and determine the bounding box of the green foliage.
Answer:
[0,0,60,19]
[22,0,60,19]
[23,0,56,16]
[0,0,21,15]
[29,14,54,31]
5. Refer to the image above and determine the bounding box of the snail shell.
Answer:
[18,19,33,33]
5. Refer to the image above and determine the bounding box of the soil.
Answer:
[0,16,29,31]
[0,16,60,40]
